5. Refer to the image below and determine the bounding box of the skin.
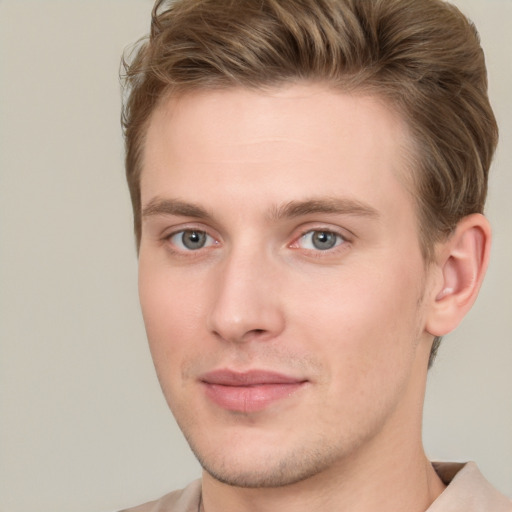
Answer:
[138,84,450,512]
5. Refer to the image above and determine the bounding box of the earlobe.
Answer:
[425,214,491,337]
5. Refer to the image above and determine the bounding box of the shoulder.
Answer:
[429,462,511,511]
[118,479,201,512]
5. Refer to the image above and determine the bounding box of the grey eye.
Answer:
[299,230,343,251]
[170,230,214,250]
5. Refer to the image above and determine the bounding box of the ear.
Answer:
[425,213,491,337]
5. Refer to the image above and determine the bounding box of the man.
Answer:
[120,0,510,510]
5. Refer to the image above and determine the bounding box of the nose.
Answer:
[206,248,285,344]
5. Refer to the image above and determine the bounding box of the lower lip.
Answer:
[202,382,305,413]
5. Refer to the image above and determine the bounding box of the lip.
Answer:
[200,369,307,413]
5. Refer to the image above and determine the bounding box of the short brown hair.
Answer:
[121,0,498,365]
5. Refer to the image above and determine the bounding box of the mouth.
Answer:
[199,369,308,413]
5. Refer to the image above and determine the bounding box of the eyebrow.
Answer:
[268,197,379,220]
[142,198,213,220]
[141,196,379,222]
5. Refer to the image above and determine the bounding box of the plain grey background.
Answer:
[0,1,510,511]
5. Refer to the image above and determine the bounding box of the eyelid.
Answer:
[288,225,351,253]
[300,231,344,250]
[162,223,221,253]
[169,230,216,251]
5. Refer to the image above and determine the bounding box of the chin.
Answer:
[185,429,348,488]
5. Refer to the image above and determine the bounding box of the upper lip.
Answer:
[200,369,307,386]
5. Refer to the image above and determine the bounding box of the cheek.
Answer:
[291,260,424,377]
[293,264,424,427]
[138,260,205,373]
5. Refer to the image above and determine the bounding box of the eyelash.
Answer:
[290,228,348,254]
[166,229,218,252]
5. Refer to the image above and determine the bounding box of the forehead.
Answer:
[141,84,415,221]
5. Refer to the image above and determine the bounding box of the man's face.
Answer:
[138,85,436,487]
